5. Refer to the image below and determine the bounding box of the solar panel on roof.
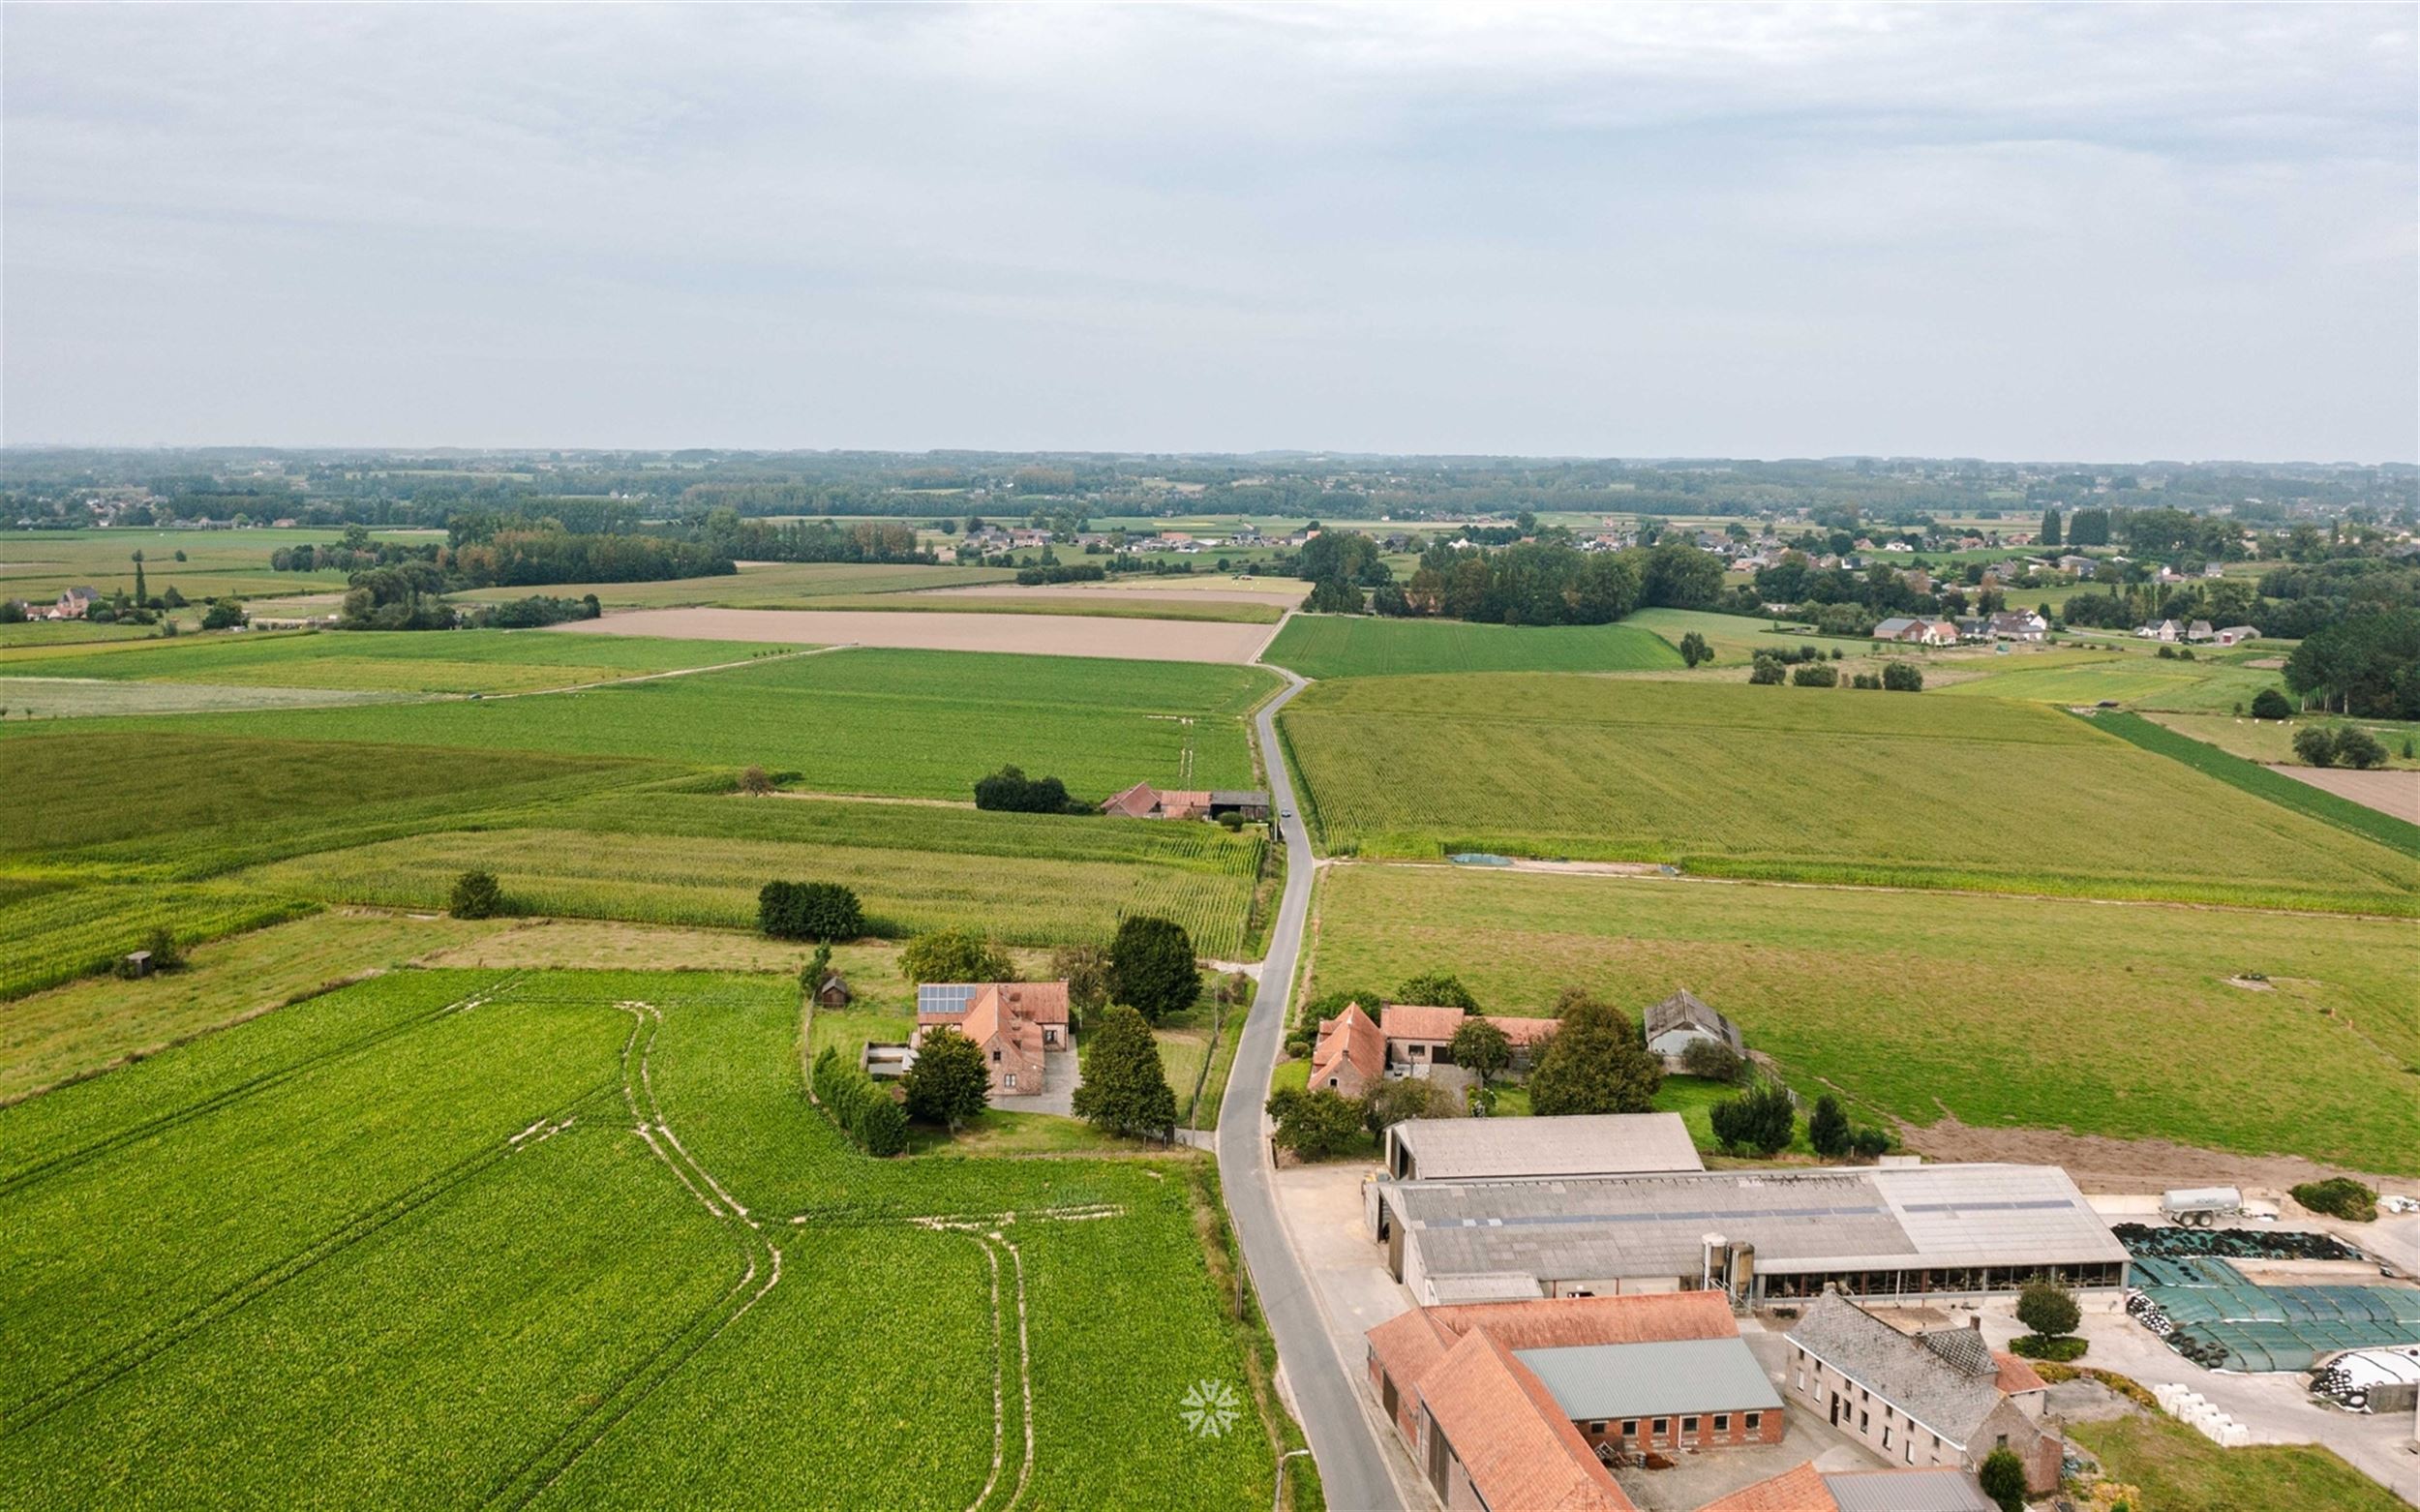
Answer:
[918,983,980,1013]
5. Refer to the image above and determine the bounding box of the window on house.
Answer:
[1004,1074,1016,1090]
[1860,1411,1869,1433]
[1713,1415,1729,1434]
[1996,1434,2009,1449]
[1651,1419,1669,1437]
[991,1049,1002,1062]
[1681,1417,1698,1435]
[1619,1421,1637,1438]
[1905,1439,1916,1465]
[1883,1427,1892,1450]
[1586,1421,1605,1436]
[1744,1413,1760,1434]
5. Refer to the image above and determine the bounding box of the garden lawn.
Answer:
[1280,674,2419,913]
[1263,615,1680,679]
[2068,1413,2405,1512]
[24,646,1278,801]
[1306,863,2420,1173]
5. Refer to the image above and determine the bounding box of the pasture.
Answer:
[1307,862,2420,1174]
[2150,711,2420,771]
[1261,615,1681,679]
[4,628,796,695]
[1940,644,2284,713]
[237,792,1268,957]
[1279,674,2419,913]
[13,647,1278,802]
[0,526,413,603]
[0,968,1283,1508]
[1620,607,1876,665]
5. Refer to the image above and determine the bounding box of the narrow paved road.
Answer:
[1217,671,1405,1511]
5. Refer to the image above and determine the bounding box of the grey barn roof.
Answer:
[1515,1337,1781,1420]
[1823,1467,1996,1512]
[1389,1114,1704,1182]
[1641,989,1740,1051]
[1787,1293,2005,1448]
[1383,1163,2126,1285]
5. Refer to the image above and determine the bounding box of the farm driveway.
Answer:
[544,606,1274,663]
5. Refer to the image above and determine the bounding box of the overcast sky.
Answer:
[4,4,2413,460]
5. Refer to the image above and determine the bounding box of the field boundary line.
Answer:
[478,644,841,701]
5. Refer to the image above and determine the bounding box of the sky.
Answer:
[3,3,2414,461]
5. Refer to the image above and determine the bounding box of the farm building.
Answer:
[1701,1463,1995,1512]
[1872,618,1957,647]
[1099,783,1270,821]
[813,971,851,1009]
[1642,988,1743,1072]
[1376,1002,1559,1076]
[1369,1163,2130,1308]
[1985,610,2046,642]
[913,982,1070,1098]
[1785,1291,2061,1494]
[1382,1114,1703,1183]
[2213,624,2259,647]
[1308,1002,1385,1098]
[49,586,97,620]
[1368,1293,1780,1504]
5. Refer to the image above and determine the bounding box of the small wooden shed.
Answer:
[814,971,851,1009]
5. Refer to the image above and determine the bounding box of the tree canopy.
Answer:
[1526,987,1661,1116]
[1071,1006,1179,1140]
[1107,915,1200,1023]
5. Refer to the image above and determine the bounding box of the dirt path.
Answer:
[544,606,1277,664]
[1893,1112,2419,1199]
[2265,764,2420,825]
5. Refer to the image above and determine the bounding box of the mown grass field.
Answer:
[2150,710,2420,771]
[23,647,1278,801]
[0,676,416,719]
[236,793,1267,956]
[1262,614,1681,679]
[2086,711,2419,858]
[0,619,167,649]
[1307,863,2420,1173]
[1280,675,2419,913]
[0,526,432,603]
[1940,643,2285,712]
[5,628,798,695]
[2069,1412,2406,1512]
[447,559,1013,609]
[0,968,1284,1509]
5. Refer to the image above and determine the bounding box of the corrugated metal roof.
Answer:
[1514,1338,1781,1419]
[1822,1467,1995,1512]
[1392,1114,1704,1182]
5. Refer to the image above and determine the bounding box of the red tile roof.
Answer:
[1486,1013,1559,1045]
[1380,1003,1467,1042]
[1416,1330,1637,1512]
[1419,1292,1739,1351]
[1992,1351,2048,1397]
[1696,1462,1835,1512]
[1310,1002,1384,1087]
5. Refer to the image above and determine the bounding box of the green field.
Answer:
[447,559,1013,610]
[1620,608,1876,665]
[237,792,1267,957]
[4,628,799,695]
[0,676,416,719]
[1280,675,2418,912]
[2087,711,2420,857]
[0,619,170,649]
[0,968,1282,1507]
[1307,863,2420,1173]
[1261,615,1680,679]
[2150,711,2420,771]
[1940,644,2285,712]
[1,526,430,603]
[2070,1412,2405,1512]
[12,647,1277,803]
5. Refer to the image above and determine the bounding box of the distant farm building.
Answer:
[1641,988,1743,1073]
[1376,1002,1559,1077]
[1873,617,1956,647]
[1100,783,1269,822]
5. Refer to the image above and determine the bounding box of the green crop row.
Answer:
[1264,614,1681,679]
[0,883,318,1000]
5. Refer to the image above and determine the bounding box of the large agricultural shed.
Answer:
[1370,1163,2130,1308]
[1381,1112,1704,1182]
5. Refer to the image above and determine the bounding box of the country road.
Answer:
[1217,671,1407,1512]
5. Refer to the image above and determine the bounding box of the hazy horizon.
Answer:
[6,4,2415,461]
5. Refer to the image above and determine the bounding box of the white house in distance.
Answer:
[1873,617,1957,647]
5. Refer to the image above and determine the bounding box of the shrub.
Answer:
[2010,1334,2090,1361]
[2250,687,2293,720]
[1678,631,1712,667]
[1808,1095,1851,1159]
[1364,1075,1462,1134]
[1528,987,1661,1115]
[899,928,1013,985]
[1679,1038,1746,1084]
[973,764,1076,813]
[1790,661,1837,687]
[200,598,247,631]
[2156,644,2177,660]
[1270,1086,1365,1159]
[1849,1124,1893,1161]
[902,1025,990,1132]
[1396,972,1479,1010]
[1851,672,1881,690]
[1882,660,1923,692]
[757,881,864,941]
[2290,1177,2378,1223]
[2291,725,2338,767]
[811,1046,908,1155]
[1748,652,1786,685]
[2016,1279,2081,1339]
[1709,1083,1796,1157]
[1108,914,1200,1024]
[737,765,774,796]
[1978,1447,2027,1512]
[2333,726,2388,771]
[450,869,504,920]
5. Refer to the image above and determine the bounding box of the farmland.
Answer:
[1306,862,2420,1174]
[0,968,1283,1508]
[1279,675,2420,913]
[1261,614,1681,679]
[2149,710,2420,771]
[1620,607,1876,665]
[0,526,416,603]
[4,627,797,695]
[446,559,1012,610]
[34,647,1278,801]
[238,793,1268,957]
[1939,643,2285,712]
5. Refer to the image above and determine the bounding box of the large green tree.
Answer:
[899,928,1013,984]
[1526,987,1661,1115]
[1448,1017,1512,1086]
[1267,1087,1365,1160]
[1071,1005,1179,1140]
[1396,972,1478,1010]
[902,1026,989,1133]
[1108,915,1200,1024]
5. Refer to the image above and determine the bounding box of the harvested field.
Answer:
[551,606,1280,663]
[1262,615,1682,679]
[2269,766,2420,825]
[0,676,413,718]
[929,581,1310,606]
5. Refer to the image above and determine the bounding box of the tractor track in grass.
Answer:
[486,1003,783,1511]
[0,972,525,1198]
